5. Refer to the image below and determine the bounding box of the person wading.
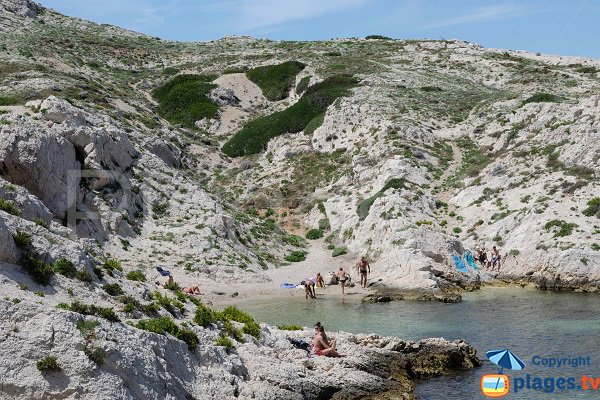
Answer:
[336,267,349,295]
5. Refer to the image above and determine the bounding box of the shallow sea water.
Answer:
[234,287,600,399]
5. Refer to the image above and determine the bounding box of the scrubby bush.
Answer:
[0,96,19,106]
[152,201,169,219]
[365,35,392,40]
[522,93,561,105]
[194,303,217,327]
[102,258,122,276]
[285,251,307,262]
[296,76,311,95]
[76,270,93,283]
[282,234,305,247]
[13,230,32,247]
[214,335,234,351]
[278,324,302,331]
[136,316,199,351]
[152,74,218,128]
[126,270,146,282]
[52,258,76,278]
[332,247,348,257]
[33,218,49,228]
[453,227,462,234]
[36,356,60,371]
[0,198,21,216]
[305,228,323,240]
[246,61,305,101]
[583,198,600,218]
[66,301,120,322]
[544,219,577,237]
[84,346,106,364]
[222,75,358,156]
[221,305,261,339]
[20,253,53,285]
[152,291,184,316]
[102,283,123,296]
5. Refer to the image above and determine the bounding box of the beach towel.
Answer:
[452,255,469,273]
[464,251,478,270]
[280,283,296,289]
[156,266,171,276]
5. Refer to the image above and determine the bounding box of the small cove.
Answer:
[233,287,600,399]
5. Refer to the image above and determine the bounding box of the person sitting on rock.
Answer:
[313,325,343,357]
[314,322,336,350]
[182,284,201,295]
[315,273,325,288]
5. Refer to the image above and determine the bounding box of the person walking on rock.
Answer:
[357,256,370,288]
[336,267,349,295]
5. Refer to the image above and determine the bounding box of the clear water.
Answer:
[233,287,600,399]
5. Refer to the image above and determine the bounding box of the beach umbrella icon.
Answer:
[486,349,526,373]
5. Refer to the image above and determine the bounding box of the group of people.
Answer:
[475,245,502,272]
[303,256,371,298]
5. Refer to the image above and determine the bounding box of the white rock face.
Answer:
[0,218,19,264]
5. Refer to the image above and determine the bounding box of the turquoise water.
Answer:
[234,287,600,399]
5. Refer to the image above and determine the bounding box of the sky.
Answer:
[38,0,600,58]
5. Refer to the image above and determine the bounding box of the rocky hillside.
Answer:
[0,0,599,397]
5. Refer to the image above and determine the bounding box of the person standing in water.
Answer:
[336,267,348,295]
[357,256,370,288]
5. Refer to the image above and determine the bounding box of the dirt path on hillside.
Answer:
[436,141,462,202]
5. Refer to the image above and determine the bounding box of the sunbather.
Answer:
[312,325,343,357]
[182,285,201,295]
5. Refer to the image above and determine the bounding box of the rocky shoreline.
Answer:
[0,300,480,400]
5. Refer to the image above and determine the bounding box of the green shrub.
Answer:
[13,230,32,247]
[332,246,348,257]
[76,319,100,336]
[136,316,198,351]
[285,250,307,262]
[282,234,305,247]
[102,258,122,276]
[84,346,106,364]
[221,305,261,339]
[67,301,120,322]
[522,93,561,105]
[357,178,408,220]
[152,201,169,219]
[453,227,462,234]
[583,198,600,218]
[222,75,358,157]
[295,76,311,95]
[95,307,120,322]
[102,283,124,296]
[278,324,302,331]
[575,65,598,74]
[365,35,392,40]
[303,111,326,135]
[162,66,180,75]
[305,228,324,240]
[222,320,245,342]
[194,303,217,327]
[214,335,234,351]
[246,61,305,101]
[36,356,60,371]
[223,66,248,74]
[33,218,49,228]
[0,198,21,216]
[439,220,448,226]
[164,281,181,291]
[152,74,218,128]
[92,266,104,280]
[126,270,146,282]
[0,96,19,106]
[20,253,54,285]
[508,249,520,257]
[52,258,76,278]
[544,219,577,237]
[591,243,600,251]
[76,271,93,283]
[152,291,184,316]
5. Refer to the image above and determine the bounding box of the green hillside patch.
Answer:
[246,61,305,101]
[521,93,561,106]
[222,75,358,157]
[357,178,408,220]
[152,74,218,129]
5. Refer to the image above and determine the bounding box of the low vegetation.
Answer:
[357,178,407,220]
[583,198,600,218]
[36,356,60,372]
[305,228,324,240]
[0,198,21,216]
[222,75,358,156]
[20,253,54,285]
[52,258,76,278]
[136,316,199,351]
[285,250,307,262]
[246,61,305,101]
[126,270,146,281]
[544,219,577,238]
[332,246,348,257]
[278,324,303,331]
[152,74,218,128]
[521,92,561,106]
[59,301,120,322]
